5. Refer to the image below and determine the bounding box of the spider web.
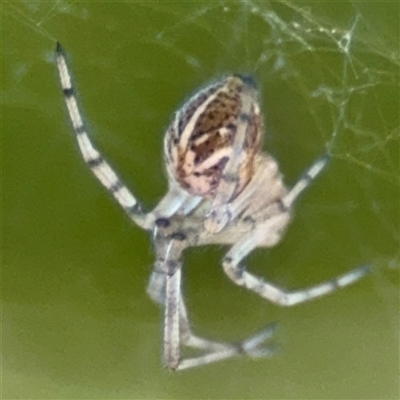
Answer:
[155,2,399,180]
[2,0,399,397]
[143,1,400,273]
[4,1,399,185]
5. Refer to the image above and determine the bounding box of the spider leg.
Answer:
[147,241,277,371]
[229,154,331,227]
[177,298,277,371]
[147,183,196,229]
[163,260,181,369]
[282,154,330,209]
[222,214,370,307]
[56,43,150,228]
[56,43,194,230]
[210,154,286,227]
[147,268,229,353]
[164,265,241,370]
[177,194,203,216]
[178,299,232,352]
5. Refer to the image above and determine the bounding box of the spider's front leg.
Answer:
[56,43,149,228]
[56,43,194,231]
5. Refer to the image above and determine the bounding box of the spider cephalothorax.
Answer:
[56,42,370,371]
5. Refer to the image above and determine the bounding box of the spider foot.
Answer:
[239,322,279,359]
[175,323,279,370]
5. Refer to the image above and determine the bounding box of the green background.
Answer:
[3,1,399,399]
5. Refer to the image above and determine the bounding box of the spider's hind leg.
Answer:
[177,294,278,371]
[220,152,370,305]
[147,261,278,371]
[221,211,370,307]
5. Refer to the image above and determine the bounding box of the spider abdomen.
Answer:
[164,75,264,199]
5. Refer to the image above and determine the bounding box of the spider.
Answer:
[56,43,370,371]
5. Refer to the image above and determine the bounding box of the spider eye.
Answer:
[164,75,264,198]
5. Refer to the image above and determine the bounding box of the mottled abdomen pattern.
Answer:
[164,75,264,198]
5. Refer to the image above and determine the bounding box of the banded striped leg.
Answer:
[147,268,234,358]
[56,43,192,230]
[153,239,277,371]
[206,154,285,230]
[223,250,370,307]
[177,298,277,371]
[163,265,277,371]
[228,154,330,227]
[164,264,181,369]
[222,208,370,307]
[204,78,258,233]
[56,43,148,228]
[281,154,330,209]
[163,264,240,370]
